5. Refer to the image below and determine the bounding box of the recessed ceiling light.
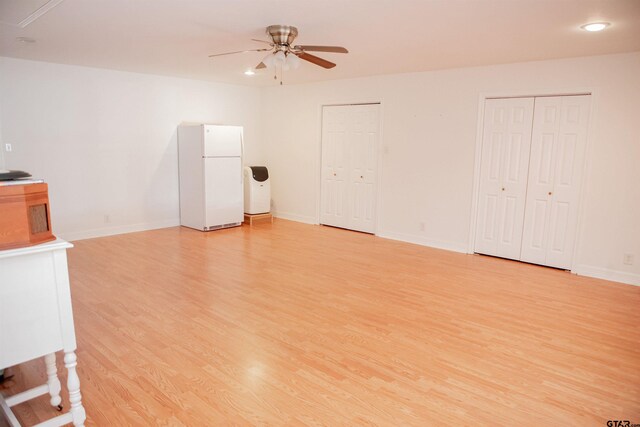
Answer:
[16,37,36,43]
[244,70,256,76]
[581,22,610,32]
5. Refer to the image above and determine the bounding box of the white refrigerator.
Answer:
[178,124,244,231]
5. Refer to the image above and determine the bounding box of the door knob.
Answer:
[548,191,552,195]
[333,172,336,176]
[360,175,364,179]
[501,187,505,191]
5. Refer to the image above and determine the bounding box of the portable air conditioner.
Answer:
[243,166,270,214]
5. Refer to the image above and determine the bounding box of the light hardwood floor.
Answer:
[2,219,639,426]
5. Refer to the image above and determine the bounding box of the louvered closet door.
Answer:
[321,104,379,233]
[475,98,534,260]
[520,96,590,269]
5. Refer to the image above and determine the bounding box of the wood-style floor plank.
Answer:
[1,219,639,426]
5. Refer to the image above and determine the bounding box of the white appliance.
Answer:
[243,166,271,214]
[178,124,244,231]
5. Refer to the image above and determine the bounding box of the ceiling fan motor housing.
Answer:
[267,25,298,46]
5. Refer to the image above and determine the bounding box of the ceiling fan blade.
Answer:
[251,38,274,46]
[296,52,336,69]
[209,48,270,58]
[295,45,348,54]
[256,62,266,69]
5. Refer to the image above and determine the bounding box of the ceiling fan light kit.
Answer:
[284,52,301,70]
[261,50,301,70]
[208,24,348,80]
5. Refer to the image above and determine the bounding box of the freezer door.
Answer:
[203,125,242,157]
[204,157,243,226]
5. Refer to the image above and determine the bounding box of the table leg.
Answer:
[44,353,62,410]
[64,351,86,427]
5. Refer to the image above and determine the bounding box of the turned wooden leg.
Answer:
[44,353,62,409]
[64,351,86,427]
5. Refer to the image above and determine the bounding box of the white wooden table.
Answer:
[0,239,86,427]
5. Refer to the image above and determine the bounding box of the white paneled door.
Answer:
[321,106,349,229]
[321,104,379,233]
[475,95,590,270]
[520,96,591,269]
[475,97,535,260]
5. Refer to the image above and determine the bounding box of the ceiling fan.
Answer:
[209,25,348,71]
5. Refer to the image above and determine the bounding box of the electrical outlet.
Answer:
[4,143,12,152]
[420,222,425,232]
[104,214,111,224]
[623,253,634,265]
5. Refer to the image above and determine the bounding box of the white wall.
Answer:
[0,57,263,240]
[2,53,638,286]
[261,52,640,285]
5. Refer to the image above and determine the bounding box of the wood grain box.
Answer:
[0,183,55,250]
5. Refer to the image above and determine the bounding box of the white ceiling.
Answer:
[1,0,639,86]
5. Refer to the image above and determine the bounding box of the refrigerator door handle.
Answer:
[240,130,244,183]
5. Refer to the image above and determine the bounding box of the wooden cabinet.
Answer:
[0,183,55,250]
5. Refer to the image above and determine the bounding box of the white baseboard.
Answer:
[376,230,468,254]
[55,216,640,288]
[270,215,467,253]
[272,211,318,225]
[57,218,180,242]
[572,264,640,286]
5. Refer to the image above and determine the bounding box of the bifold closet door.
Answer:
[321,104,379,233]
[321,106,349,229]
[520,96,590,269]
[475,98,534,260]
